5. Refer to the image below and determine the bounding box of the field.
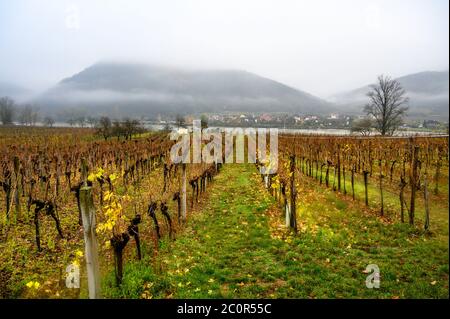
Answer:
[0,126,448,299]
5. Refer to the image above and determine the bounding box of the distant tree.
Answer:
[0,96,15,125]
[43,116,55,127]
[364,75,409,136]
[176,114,185,128]
[162,123,171,132]
[99,118,146,140]
[112,120,121,140]
[86,116,98,128]
[200,114,208,129]
[122,118,144,140]
[31,110,39,126]
[351,118,373,136]
[18,105,39,126]
[18,105,30,125]
[76,116,86,127]
[122,118,133,140]
[96,116,112,140]
[67,118,76,127]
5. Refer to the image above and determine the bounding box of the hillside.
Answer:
[331,71,449,119]
[37,62,333,117]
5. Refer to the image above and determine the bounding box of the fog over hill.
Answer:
[331,71,449,119]
[36,62,333,118]
[2,63,447,120]
[0,81,32,102]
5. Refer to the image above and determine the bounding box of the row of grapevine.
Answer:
[0,128,223,297]
[263,134,448,231]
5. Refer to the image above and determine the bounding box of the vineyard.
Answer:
[273,134,449,231]
[0,126,448,299]
[0,126,219,298]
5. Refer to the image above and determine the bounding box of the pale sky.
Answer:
[0,0,448,97]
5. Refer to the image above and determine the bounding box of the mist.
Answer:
[0,0,448,98]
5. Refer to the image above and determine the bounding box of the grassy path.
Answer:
[104,164,448,299]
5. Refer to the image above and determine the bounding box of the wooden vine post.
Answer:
[181,163,187,224]
[13,156,21,221]
[379,160,384,216]
[363,170,369,206]
[337,146,341,192]
[409,143,419,226]
[399,176,407,223]
[423,153,431,231]
[351,165,355,200]
[423,170,430,231]
[289,155,297,233]
[79,159,101,299]
[434,147,442,195]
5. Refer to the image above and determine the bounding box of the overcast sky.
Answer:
[0,0,448,97]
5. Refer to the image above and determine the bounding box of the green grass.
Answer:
[103,164,449,299]
[302,163,449,237]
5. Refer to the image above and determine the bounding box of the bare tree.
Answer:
[86,116,98,128]
[96,116,112,140]
[31,110,39,126]
[17,104,39,126]
[175,114,185,128]
[17,106,29,125]
[162,123,171,132]
[351,118,373,136]
[18,104,39,126]
[43,116,55,127]
[0,96,15,125]
[76,116,86,127]
[109,118,145,140]
[122,118,144,140]
[364,75,409,136]
[112,120,123,140]
[200,114,208,129]
[67,118,76,127]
